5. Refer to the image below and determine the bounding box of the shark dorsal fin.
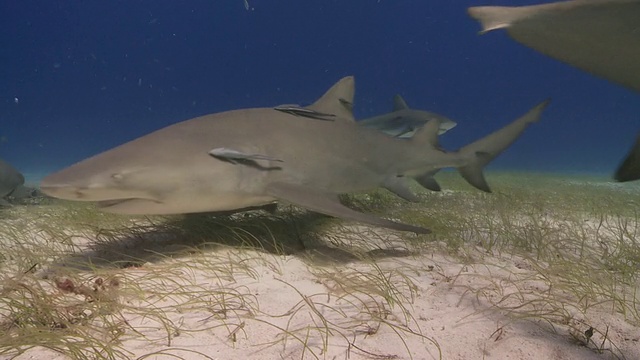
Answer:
[307,76,355,123]
[412,118,440,148]
[393,95,409,111]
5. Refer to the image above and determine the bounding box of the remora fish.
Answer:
[40,77,548,234]
[0,158,25,199]
[358,95,457,138]
[468,0,640,92]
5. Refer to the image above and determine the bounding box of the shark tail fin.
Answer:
[307,76,355,122]
[614,133,640,182]
[457,99,550,192]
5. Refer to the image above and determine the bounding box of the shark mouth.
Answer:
[96,198,161,209]
[96,198,139,208]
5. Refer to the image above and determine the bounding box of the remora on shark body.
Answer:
[40,76,549,233]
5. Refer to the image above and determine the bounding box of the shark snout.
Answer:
[40,174,126,201]
[39,182,90,200]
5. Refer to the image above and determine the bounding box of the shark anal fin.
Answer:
[383,176,420,202]
[266,182,430,234]
[414,171,442,192]
[209,148,283,164]
[273,105,336,121]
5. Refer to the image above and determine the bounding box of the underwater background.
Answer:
[1,0,638,185]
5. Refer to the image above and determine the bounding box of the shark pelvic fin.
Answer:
[209,148,284,164]
[266,182,430,234]
[414,170,442,192]
[383,176,420,202]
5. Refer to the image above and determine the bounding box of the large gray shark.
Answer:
[468,0,640,92]
[0,158,25,203]
[358,95,457,138]
[40,77,548,234]
[468,0,640,182]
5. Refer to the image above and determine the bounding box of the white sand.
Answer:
[6,229,638,360]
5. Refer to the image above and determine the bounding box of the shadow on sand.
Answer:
[42,207,416,274]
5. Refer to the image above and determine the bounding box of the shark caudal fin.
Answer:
[457,99,550,192]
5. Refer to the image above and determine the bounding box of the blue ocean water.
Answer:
[1,0,638,185]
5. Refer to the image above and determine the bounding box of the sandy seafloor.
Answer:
[0,172,639,360]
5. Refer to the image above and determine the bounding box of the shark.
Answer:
[0,158,25,204]
[615,134,640,182]
[468,0,640,182]
[358,95,457,138]
[468,0,640,92]
[40,76,549,234]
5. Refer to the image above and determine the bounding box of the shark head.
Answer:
[40,156,165,205]
[39,121,275,215]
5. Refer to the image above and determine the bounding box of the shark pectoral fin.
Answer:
[265,182,430,234]
[414,171,442,192]
[467,6,529,33]
[209,147,284,164]
[383,176,420,202]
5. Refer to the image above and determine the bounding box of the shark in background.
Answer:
[357,95,457,138]
[40,76,549,234]
[0,158,25,206]
[468,0,640,182]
